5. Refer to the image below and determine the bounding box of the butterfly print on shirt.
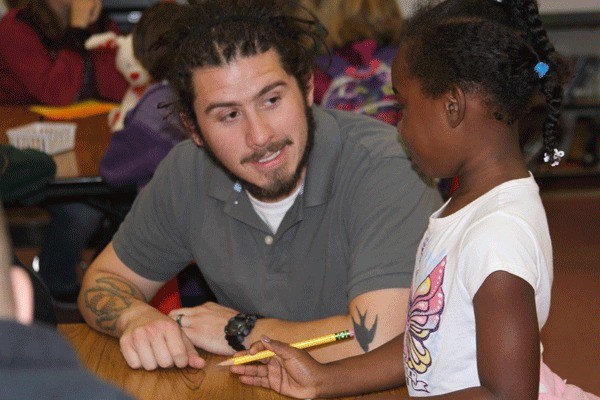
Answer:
[404,256,446,392]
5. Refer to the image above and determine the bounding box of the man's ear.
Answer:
[10,267,34,325]
[179,112,204,147]
[444,85,466,129]
[305,73,315,107]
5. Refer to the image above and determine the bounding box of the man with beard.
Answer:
[78,0,441,371]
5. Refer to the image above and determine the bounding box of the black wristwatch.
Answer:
[225,313,260,351]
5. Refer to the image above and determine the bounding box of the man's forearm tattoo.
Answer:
[352,306,378,352]
[83,277,142,332]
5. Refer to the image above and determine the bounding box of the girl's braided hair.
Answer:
[400,0,571,165]
[163,0,326,125]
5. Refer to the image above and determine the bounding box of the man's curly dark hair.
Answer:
[164,0,326,129]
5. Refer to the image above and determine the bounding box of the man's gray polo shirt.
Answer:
[113,107,440,321]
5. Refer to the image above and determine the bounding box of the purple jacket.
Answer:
[100,82,188,189]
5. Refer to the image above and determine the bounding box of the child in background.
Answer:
[99,2,187,190]
[314,0,403,121]
[0,0,127,104]
[315,0,451,193]
[231,0,599,399]
[0,0,128,304]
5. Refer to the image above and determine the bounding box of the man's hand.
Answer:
[230,336,326,399]
[119,305,206,370]
[168,302,239,355]
[79,244,206,371]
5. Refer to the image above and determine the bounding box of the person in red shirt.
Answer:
[0,1,128,304]
[0,0,127,105]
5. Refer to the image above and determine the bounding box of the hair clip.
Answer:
[543,148,565,167]
[534,61,549,78]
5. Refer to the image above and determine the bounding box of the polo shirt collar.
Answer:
[204,105,341,208]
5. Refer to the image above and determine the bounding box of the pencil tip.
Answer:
[217,360,233,367]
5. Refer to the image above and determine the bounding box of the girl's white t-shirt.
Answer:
[404,174,553,396]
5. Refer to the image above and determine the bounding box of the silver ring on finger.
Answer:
[176,314,184,328]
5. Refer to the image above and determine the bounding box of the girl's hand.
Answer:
[230,336,327,399]
[70,0,102,29]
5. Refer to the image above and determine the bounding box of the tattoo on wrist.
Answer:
[83,277,141,332]
[352,307,378,352]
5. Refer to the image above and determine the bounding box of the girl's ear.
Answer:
[445,85,466,129]
[179,113,204,147]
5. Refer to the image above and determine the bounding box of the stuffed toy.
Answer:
[85,32,151,132]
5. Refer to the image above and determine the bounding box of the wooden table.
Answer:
[1,105,135,209]
[59,323,408,400]
[0,105,112,180]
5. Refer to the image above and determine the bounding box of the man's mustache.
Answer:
[241,138,294,164]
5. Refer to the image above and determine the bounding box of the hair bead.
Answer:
[534,61,549,79]
[543,148,565,167]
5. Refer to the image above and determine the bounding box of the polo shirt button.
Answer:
[264,235,274,245]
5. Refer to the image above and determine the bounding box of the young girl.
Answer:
[0,0,128,303]
[314,0,403,113]
[230,0,599,399]
[0,0,127,105]
[99,2,188,190]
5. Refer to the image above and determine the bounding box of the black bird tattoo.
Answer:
[352,307,378,352]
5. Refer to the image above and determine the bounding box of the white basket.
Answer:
[6,122,76,155]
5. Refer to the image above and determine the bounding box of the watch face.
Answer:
[226,314,258,351]
[226,317,245,335]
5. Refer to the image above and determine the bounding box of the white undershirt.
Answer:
[247,183,304,234]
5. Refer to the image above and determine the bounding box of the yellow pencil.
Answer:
[218,329,354,366]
